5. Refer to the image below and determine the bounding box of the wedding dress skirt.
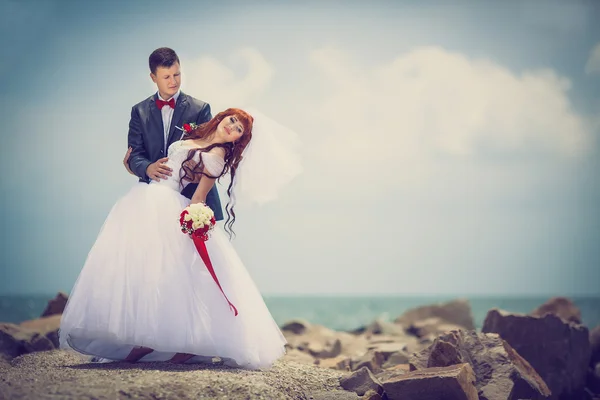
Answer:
[59,142,286,369]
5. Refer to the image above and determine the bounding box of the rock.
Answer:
[0,324,25,359]
[281,319,312,335]
[382,351,411,369]
[40,292,68,317]
[365,334,423,356]
[531,296,582,324]
[591,326,600,365]
[19,314,62,348]
[588,363,600,395]
[483,308,591,399]
[363,389,383,400]
[317,355,352,371]
[284,324,369,360]
[366,342,408,359]
[585,389,600,400]
[409,329,551,400]
[23,334,54,354]
[414,334,463,368]
[381,363,478,400]
[46,330,59,349]
[1,315,61,360]
[339,334,375,359]
[339,366,384,397]
[351,349,385,372]
[308,339,342,359]
[394,299,475,330]
[0,323,55,360]
[366,337,400,345]
[376,364,410,382]
[20,314,62,333]
[405,317,465,338]
[362,319,407,337]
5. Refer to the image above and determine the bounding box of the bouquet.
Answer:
[179,202,216,241]
[179,203,238,316]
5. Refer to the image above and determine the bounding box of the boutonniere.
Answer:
[176,122,200,134]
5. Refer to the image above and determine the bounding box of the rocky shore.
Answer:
[1,293,599,399]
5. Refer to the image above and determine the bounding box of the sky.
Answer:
[0,0,599,296]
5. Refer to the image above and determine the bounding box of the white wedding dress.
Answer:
[59,141,287,369]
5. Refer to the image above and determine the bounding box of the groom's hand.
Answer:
[123,147,135,176]
[146,158,172,181]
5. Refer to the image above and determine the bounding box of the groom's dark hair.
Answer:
[149,47,180,74]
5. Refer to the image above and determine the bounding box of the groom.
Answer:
[124,47,224,221]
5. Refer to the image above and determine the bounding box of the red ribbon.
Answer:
[192,236,238,316]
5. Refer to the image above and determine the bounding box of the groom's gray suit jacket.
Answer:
[127,91,224,221]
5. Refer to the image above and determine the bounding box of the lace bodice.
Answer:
[150,140,225,192]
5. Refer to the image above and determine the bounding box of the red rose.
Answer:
[183,123,192,133]
[179,210,188,225]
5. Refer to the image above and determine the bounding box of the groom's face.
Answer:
[150,62,181,100]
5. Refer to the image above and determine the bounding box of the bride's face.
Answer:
[216,115,245,143]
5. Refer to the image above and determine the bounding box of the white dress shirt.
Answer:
[157,90,181,152]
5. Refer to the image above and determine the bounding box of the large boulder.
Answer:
[587,326,600,397]
[590,326,600,366]
[483,308,591,399]
[0,313,63,360]
[588,362,600,396]
[530,297,582,324]
[381,363,478,400]
[394,299,475,331]
[19,314,62,348]
[40,292,68,318]
[0,323,55,360]
[410,329,551,400]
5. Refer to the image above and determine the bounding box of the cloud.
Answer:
[585,42,600,75]
[305,46,592,192]
[180,48,274,113]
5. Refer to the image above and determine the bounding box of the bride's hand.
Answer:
[123,147,135,176]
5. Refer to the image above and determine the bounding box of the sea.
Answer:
[2,294,599,331]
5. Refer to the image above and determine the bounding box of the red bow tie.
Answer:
[156,98,175,110]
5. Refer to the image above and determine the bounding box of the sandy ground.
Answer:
[0,350,358,400]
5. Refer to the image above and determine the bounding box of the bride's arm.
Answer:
[190,149,226,205]
[190,172,217,204]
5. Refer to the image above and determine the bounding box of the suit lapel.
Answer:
[148,94,165,150]
[167,93,189,146]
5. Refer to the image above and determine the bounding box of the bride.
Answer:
[59,108,291,369]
